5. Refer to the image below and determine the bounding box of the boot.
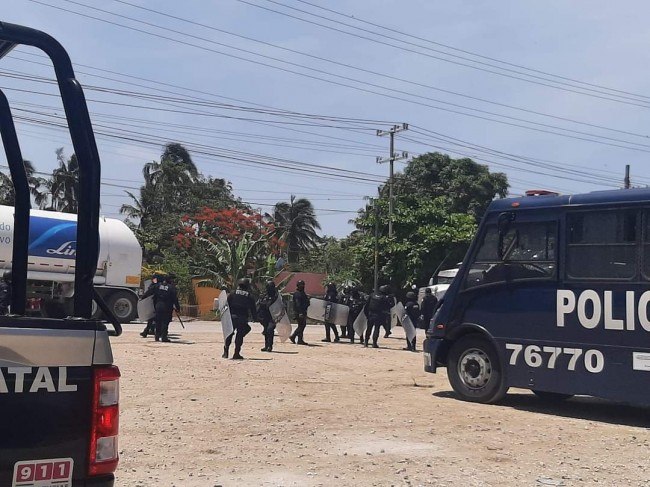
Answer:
[297,339,308,345]
[232,352,244,360]
[222,346,229,359]
[290,335,296,344]
[161,336,171,343]
[372,342,379,348]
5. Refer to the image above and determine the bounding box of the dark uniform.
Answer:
[140,274,160,338]
[290,280,310,345]
[142,274,180,342]
[420,288,438,330]
[258,280,278,352]
[346,287,365,344]
[404,291,420,351]
[224,278,257,360]
[322,282,340,342]
[0,271,11,315]
[339,286,351,338]
[364,285,393,348]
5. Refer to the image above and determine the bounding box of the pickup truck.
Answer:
[0,21,120,486]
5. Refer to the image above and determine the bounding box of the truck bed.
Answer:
[0,316,115,487]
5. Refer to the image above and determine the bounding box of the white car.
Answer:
[418,268,459,303]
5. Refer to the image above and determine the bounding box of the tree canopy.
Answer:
[346,152,509,292]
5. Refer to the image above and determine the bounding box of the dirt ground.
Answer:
[112,321,650,487]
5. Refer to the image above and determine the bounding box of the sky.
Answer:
[3,1,650,237]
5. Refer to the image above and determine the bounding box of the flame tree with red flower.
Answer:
[176,206,285,290]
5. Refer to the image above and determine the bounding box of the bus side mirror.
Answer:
[497,212,516,260]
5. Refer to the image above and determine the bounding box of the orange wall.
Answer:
[192,278,220,316]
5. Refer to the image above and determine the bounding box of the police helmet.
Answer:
[424,288,432,295]
[3,271,11,283]
[296,279,305,290]
[266,280,276,292]
[406,291,416,300]
[326,282,336,291]
[378,285,390,295]
[342,285,351,294]
[238,278,250,290]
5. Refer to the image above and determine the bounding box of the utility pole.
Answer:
[377,123,408,238]
[373,188,380,293]
[624,165,630,189]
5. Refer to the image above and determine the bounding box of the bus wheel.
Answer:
[447,335,507,404]
[532,390,573,402]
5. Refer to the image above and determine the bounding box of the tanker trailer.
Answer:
[0,204,142,322]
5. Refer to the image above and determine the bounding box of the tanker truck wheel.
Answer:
[106,290,138,323]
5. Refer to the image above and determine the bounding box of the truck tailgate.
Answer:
[0,317,115,487]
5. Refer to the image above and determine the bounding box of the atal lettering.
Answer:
[557,289,650,331]
[46,241,76,257]
[0,367,78,393]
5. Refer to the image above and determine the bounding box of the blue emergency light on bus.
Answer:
[28,216,78,260]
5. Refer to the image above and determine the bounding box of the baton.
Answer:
[175,309,185,328]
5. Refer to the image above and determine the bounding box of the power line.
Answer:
[250,0,650,106]
[290,0,650,102]
[25,0,650,153]
[106,0,650,141]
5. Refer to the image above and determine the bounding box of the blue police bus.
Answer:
[423,188,650,405]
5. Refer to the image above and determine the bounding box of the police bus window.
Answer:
[641,210,650,279]
[567,210,637,280]
[464,222,556,288]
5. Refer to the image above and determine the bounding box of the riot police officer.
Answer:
[258,280,278,352]
[224,278,257,360]
[322,282,340,342]
[420,288,438,330]
[0,271,11,315]
[142,273,180,342]
[339,285,351,338]
[290,279,310,345]
[364,285,393,348]
[346,286,365,344]
[140,273,160,338]
[404,291,420,351]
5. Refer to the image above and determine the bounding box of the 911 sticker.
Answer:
[12,458,73,487]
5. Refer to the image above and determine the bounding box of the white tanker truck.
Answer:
[0,204,142,322]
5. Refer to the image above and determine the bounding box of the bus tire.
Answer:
[106,290,138,323]
[447,334,507,404]
[532,390,573,402]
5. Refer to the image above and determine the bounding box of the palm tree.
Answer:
[38,149,78,213]
[120,143,198,225]
[0,159,46,206]
[273,195,321,265]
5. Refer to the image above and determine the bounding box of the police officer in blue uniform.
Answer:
[404,291,420,351]
[290,279,310,345]
[140,273,160,338]
[364,285,393,348]
[258,280,278,352]
[346,286,365,344]
[143,273,180,342]
[420,288,438,330]
[322,282,340,343]
[224,278,257,360]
